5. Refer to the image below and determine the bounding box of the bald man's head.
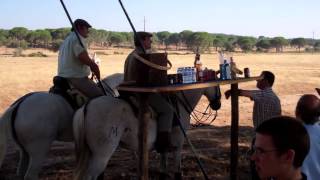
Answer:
[295,94,320,124]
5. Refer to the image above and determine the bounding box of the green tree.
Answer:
[166,33,180,50]
[237,36,256,52]
[9,27,29,48]
[187,32,212,52]
[109,32,125,47]
[156,31,171,48]
[313,41,320,51]
[179,30,193,49]
[26,31,38,48]
[9,27,29,41]
[34,30,52,48]
[88,29,110,47]
[0,29,9,46]
[50,39,64,52]
[120,32,133,47]
[50,28,70,40]
[256,39,271,52]
[270,37,288,52]
[212,35,227,51]
[290,38,306,52]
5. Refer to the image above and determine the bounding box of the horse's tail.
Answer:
[73,104,90,180]
[0,92,31,168]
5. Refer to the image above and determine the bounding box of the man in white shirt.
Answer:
[57,19,103,98]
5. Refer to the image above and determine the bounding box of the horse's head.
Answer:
[203,86,221,111]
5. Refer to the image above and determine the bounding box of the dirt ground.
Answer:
[0,49,319,179]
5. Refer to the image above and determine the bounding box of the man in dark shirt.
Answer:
[123,32,174,153]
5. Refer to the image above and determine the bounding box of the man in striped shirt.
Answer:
[226,71,281,180]
[226,71,281,129]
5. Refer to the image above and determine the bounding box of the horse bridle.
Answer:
[177,89,220,127]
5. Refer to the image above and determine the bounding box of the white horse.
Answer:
[0,74,121,180]
[73,77,221,180]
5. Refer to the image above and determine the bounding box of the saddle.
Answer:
[49,76,88,109]
[118,90,180,127]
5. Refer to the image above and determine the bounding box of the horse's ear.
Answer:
[316,88,320,95]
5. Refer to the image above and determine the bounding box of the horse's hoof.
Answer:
[174,172,182,180]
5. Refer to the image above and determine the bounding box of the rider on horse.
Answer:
[56,19,103,99]
[123,31,175,153]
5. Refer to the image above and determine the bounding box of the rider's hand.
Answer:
[90,62,100,80]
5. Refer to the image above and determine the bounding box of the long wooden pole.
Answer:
[230,83,239,179]
[138,93,150,180]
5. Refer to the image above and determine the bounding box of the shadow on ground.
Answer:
[0,125,254,180]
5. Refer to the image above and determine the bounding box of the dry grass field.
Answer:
[0,48,319,179]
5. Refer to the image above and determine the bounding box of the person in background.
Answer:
[57,19,103,98]
[225,71,281,129]
[123,31,175,153]
[225,71,281,179]
[296,94,320,180]
[250,116,310,180]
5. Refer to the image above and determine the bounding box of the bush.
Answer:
[95,51,110,55]
[13,48,24,57]
[113,51,123,55]
[28,52,48,57]
[50,39,64,52]
[8,40,28,49]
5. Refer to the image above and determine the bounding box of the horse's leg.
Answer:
[97,173,104,180]
[17,149,29,178]
[159,152,171,180]
[23,140,52,180]
[172,149,183,180]
[160,152,168,172]
[84,127,124,180]
[170,126,184,180]
[85,143,120,180]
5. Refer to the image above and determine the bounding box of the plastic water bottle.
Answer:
[177,67,183,83]
[191,67,196,82]
[183,67,188,84]
[186,67,192,83]
[220,63,225,80]
[224,60,231,80]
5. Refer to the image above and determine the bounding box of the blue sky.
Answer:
[1,0,320,39]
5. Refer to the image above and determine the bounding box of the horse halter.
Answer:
[179,87,221,127]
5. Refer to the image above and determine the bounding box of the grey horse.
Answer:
[73,74,221,180]
[0,74,121,180]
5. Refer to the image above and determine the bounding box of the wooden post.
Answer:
[138,93,150,180]
[230,83,239,180]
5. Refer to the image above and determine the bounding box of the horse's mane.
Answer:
[102,73,124,96]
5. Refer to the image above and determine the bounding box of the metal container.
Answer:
[136,53,168,87]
